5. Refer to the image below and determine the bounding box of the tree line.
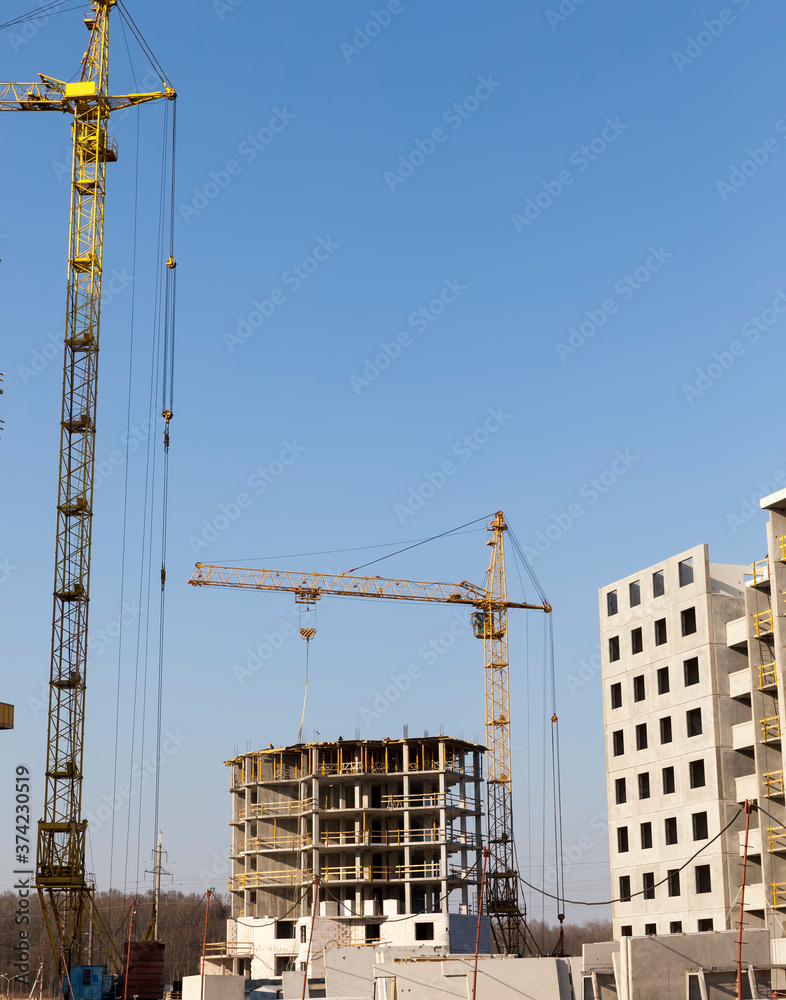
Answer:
[0,890,230,997]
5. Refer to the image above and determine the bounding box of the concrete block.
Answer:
[183,974,244,1000]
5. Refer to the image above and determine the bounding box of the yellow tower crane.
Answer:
[189,510,551,955]
[1,0,174,971]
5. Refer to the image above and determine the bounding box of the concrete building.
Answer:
[600,494,786,950]
[599,543,750,938]
[205,736,487,981]
[1,702,13,730]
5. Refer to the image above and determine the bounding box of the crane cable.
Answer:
[297,606,316,743]
[547,613,566,956]
[153,94,177,846]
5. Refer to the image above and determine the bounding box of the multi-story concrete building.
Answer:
[600,494,786,952]
[205,735,487,980]
[600,543,750,938]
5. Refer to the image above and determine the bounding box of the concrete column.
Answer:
[403,740,412,913]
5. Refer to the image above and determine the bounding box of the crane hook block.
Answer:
[166,256,176,269]
[162,409,173,423]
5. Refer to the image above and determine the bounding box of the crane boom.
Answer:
[189,511,550,954]
[2,0,174,971]
[189,562,544,610]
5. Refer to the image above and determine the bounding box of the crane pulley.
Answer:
[189,510,551,955]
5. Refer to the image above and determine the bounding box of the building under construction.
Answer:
[205,735,487,979]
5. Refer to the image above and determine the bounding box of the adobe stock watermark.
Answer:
[510,117,628,232]
[672,0,753,73]
[384,75,502,192]
[725,464,786,534]
[84,731,188,832]
[563,644,602,695]
[545,0,589,31]
[555,246,672,362]
[7,11,54,53]
[358,611,471,726]
[393,408,511,523]
[222,236,340,353]
[350,278,467,393]
[340,0,414,62]
[543,812,608,892]
[188,440,307,554]
[0,558,18,585]
[715,114,786,203]
[90,601,144,656]
[232,616,298,685]
[95,402,179,489]
[682,288,786,403]
[179,108,295,223]
[522,450,638,559]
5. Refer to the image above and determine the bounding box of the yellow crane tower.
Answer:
[1,0,175,971]
[189,510,551,955]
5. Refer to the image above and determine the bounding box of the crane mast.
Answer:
[478,513,524,954]
[1,0,174,970]
[189,510,550,954]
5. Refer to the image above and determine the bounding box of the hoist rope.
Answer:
[109,30,142,897]
[343,513,494,575]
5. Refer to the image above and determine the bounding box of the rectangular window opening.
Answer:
[629,581,641,607]
[643,873,655,900]
[695,865,712,894]
[609,636,620,662]
[684,657,700,686]
[615,777,627,804]
[689,759,706,788]
[667,870,680,897]
[679,557,694,587]
[653,570,665,598]
[638,772,650,799]
[619,876,631,902]
[607,590,618,615]
[670,921,683,933]
[660,716,673,744]
[692,811,708,841]
[613,730,624,757]
[665,817,678,845]
[698,918,713,932]
[662,766,675,794]
[631,627,643,655]
[636,723,648,750]
[640,822,652,849]
[687,707,702,738]
[681,607,697,636]
[610,682,622,709]
[617,827,629,853]
[657,666,670,694]
[655,618,667,646]
[633,675,645,702]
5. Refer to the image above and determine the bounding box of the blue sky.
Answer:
[1,0,785,930]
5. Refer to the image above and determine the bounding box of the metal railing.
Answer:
[241,834,311,852]
[761,716,782,743]
[774,882,786,908]
[752,558,769,586]
[238,797,313,819]
[318,828,479,847]
[765,770,784,797]
[382,791,475,811]
[769,827,786,853]
[319,862,442,882]
[760,661,778,690]
[756,609,774,637]
[203,942,253,958]
[230,870,309,889]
